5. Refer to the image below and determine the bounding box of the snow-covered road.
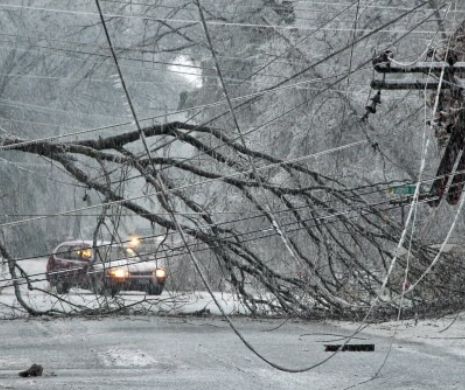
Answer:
[2,259,465,389]
[1,316,465,389]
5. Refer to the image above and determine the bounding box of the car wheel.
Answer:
[146,283,163,295]
[94,278,120,297]
[48,275,56,289]
[56,280,70,294]
[107,286,121,297]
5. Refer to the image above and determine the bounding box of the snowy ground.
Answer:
[338,314,465,365]
[3,259,465,388]
[2,315,465,389]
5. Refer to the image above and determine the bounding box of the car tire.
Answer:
[106,286,121,297]
[56,280,70,294]
[93,278,121,297]
[146,283,163,295]
[48,275,56,289]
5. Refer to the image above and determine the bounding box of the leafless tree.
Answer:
[0,0,464,320]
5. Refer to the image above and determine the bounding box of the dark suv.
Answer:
[46,240,167,295]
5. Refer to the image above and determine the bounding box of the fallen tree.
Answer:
[1,119,456,319]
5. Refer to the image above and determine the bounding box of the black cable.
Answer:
[0,0,436,372]
[3,163,462,267]
[104,4,443,186]
[0,173,433,264]
[0,195,437,286]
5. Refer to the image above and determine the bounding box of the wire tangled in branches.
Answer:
[1,118,457,320]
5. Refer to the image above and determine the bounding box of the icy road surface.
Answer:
[1,316,465,389]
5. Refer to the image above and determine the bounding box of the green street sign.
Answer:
[388,185,424,197]
[393,185,416,196]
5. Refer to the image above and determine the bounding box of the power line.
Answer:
[0,1,435,153]
[100,0,465,14]
[97,0,449,25]
[99,0,295,373]
[0,140,368,230]
[0,189,426,274]
[0,157,86,188]
[4,0,416,366]
[3,163,463,226]
[0,196,437,289]
[237,0,359,86]
[100,0,443,372]
[159,2,445,176]
[0,3,449,35]
[0,0,444,268]
[0,58,367,97]
[0,5,436,193]
[15,0,459,15]
[0,194,378,264]
[0,34,337,81]
[0,71,371,151]
[0,97,128,121]
[0,170,452,264]
[332,3,456,368]
[132,2,433,177]
[0,0,454,372]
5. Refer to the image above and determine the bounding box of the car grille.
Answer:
[130,271,153,277]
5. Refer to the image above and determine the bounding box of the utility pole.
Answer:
[370,51,465,207]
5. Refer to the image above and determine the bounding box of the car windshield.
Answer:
[95,246,137,263]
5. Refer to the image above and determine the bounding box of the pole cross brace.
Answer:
[371,80,457,91]
[374,62,465,75]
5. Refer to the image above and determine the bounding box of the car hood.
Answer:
[92,258,163,272]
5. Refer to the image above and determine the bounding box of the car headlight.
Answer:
[77,248,92,260]
[109,268,129,279]
[154,268,166,279]
[128,235,141,249]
